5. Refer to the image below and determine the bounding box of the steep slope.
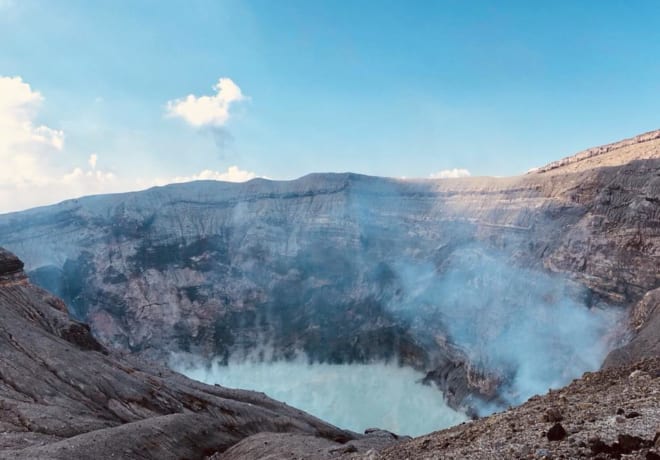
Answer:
[604,288,660,368]
[0,130,658,412]
[0,248,396,459]
[376,358,660,460]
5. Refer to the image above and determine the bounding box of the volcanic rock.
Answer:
[546,422,567,441]
[605,288,660,368]
[543,407,564,423]
[376,358,660,459]
[0,249,396,459]
[0,129,658,412]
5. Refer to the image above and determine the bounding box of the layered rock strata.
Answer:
[0,130,658,410]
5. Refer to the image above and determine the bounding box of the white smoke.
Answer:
[429,168,471,179]
[389,246,624,411]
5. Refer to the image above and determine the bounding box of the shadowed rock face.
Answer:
[0,249,390,459]
[0,130,658,410]
[604,288,660,368]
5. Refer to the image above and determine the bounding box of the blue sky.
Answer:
[1,0,660,212]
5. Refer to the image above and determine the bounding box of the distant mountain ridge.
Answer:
[533,128,660,174]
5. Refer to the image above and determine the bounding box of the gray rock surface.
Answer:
[0,130,658,411]
[375,358,660,460]
[604,288,660,368]
[0,249,394,459]
[217,429,408,460]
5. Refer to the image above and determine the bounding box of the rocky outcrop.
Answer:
[0,131,658,411]
[0,249,398,459]
[0,248,26,286]
[376,358,660,460]
[604,288,660,369]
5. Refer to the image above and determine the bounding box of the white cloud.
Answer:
[62,167,116,185]
[172,166,257,183]
[166,78,247,127]
[429,168,471,179]
[0,76,126,213]
[0,76,65,186]
[130,166,260,199]
[0,76,262,214]
[0,157,123,214]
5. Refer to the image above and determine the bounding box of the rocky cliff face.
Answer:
[0,130,658,411]
[604,287,660,369]
[0,248,404,459]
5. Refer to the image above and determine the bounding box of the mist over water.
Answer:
[389,246,625,411]
[171,245,624,433]
[173,357,468,436]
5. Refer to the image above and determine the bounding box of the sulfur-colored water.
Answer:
[174,358,468,437]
